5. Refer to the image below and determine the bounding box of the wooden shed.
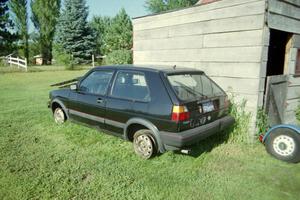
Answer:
[132,0,300,136]
[33,55,43,65]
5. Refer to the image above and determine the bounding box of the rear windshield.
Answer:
[167,73,225,101]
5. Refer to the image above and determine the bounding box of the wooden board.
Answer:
[264,75,289,125]
[134,35,204,51]
[134,46,264,63]
[286,99,300,112]
[134,15,265,40]
[134,1,265,31]
[280,0,300,7]
[288,75,300,86]
[269,0,300,20]
[203,30,264,48]
[268,0,300,35]
[293,34,300,48]
[134,61,262,78]
[287,85,300,100]
[211,76,263,94]
[268,13,300,34]
[133,0,263,24]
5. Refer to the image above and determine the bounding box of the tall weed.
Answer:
[225,97,252,143]
[256,108,269,135]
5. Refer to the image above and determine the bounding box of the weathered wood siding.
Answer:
[284,34,300,123]
[268,0,300,34]
[263,0,300,124]
[133,0,266,116]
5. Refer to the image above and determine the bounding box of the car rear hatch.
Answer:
[165,71,229,131]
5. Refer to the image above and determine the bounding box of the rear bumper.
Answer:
[160,116,235,148]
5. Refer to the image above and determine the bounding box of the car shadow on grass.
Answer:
[173,126,234,158]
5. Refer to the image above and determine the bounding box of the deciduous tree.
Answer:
[103,8,133,65]
[10,0,29,61]
[104,8,132,55]
[31,0,60,64]
[145,0,198,13]
[90,16,112,56]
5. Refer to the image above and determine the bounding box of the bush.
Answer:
[104,50,132,65]
[0,58,6,67]
[53,44,74,70]
[225,97,252,143]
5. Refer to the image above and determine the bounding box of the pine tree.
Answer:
[31,0,60,64]
[145,0,198,13]
[56,0,95,64]
[0,0,16,56]
[0,0,10,34]
[10,0,29,61]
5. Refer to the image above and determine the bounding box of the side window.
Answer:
[111,71,150,101]
[79,71,113,95]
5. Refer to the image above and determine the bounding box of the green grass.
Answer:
[0,64,93,74]
[0,71,300,200]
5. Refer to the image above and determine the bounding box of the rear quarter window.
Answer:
[111,71,151,102]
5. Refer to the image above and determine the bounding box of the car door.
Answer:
[105,70,151,134]
[68,70,114,128]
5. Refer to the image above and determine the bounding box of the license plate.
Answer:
[202,102,214,113]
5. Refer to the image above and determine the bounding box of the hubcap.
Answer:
[273,135,295,157]
[134,135,153,159]
[54,108,65,124]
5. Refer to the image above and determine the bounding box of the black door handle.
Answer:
[97,98,104,103]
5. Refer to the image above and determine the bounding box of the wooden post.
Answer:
[17,57,19,69]
[92,54,95,67]
[25,58,27,72]
[9,56,12,67]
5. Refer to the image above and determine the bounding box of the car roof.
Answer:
[93,65,204,74]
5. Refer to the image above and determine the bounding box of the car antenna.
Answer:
[173,65,176,70]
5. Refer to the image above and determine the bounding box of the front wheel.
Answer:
[133,130,157,159]
[53,107,66,125]
[265,128,300,163]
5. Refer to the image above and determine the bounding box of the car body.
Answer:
[48,65,235,159]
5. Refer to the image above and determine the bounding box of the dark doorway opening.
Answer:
[266,29,291,76]
[263,29,292,124]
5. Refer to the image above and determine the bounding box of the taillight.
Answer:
[171,106,190,122]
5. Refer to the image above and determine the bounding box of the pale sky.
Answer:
[28,0,149,32]
[86,0,148,19]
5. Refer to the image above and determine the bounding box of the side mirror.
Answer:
[70,84,77,91]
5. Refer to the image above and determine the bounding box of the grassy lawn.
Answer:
[0,70,300,200]
[0,65,93,74]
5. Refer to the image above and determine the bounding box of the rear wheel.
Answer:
[265,128,300,163]
[133,130,157,159]
[53,107,66,125]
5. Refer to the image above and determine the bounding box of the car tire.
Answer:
[53,107,66,125]
[133,129,157,159]
[265,128,300,163]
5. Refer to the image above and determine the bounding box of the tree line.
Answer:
[0,0,198,67]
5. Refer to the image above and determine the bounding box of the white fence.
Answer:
[6,55,27,71]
